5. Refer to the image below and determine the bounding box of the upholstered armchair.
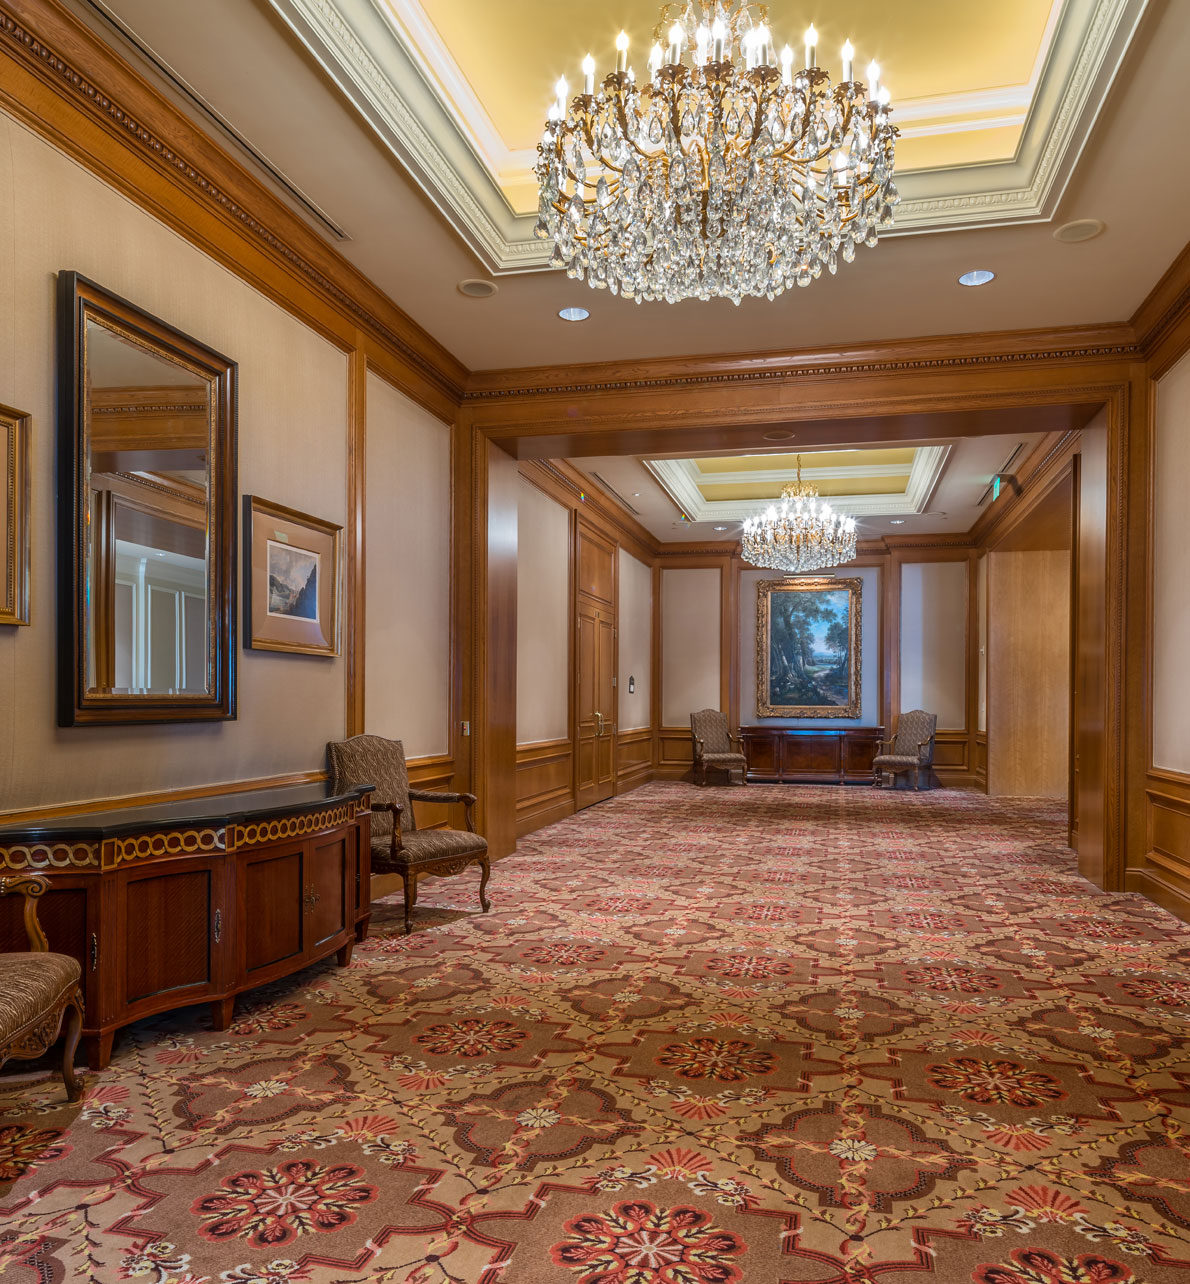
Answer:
[328,734,490,935]
[0,875,85,1101]
[690,709,748,786]
[872,710,938,790]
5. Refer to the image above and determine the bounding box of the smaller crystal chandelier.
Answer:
[741,457,858,572]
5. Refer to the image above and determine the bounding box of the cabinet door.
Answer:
[307,832,350,952]
[116,856,224,1015]
[0,876,100,1020]
[241,842,306,983]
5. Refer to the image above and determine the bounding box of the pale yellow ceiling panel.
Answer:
[897,125,1027,174]
[699,476,911,501]
[408,0,1056,153]
[692,448,916,474]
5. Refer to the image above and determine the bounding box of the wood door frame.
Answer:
[461,373,1130,892]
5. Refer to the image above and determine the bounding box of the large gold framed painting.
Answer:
[757,577,862,717]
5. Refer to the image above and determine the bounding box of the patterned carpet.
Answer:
[2,782,1190,1284]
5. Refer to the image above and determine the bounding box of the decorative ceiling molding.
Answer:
[645,447,952,522]
[267,0,1147,273]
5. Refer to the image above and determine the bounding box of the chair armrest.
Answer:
[0,874,51,952]
[372,801,405,857]
[729,733,745,751]
[409,789,479,833]
[692,736,705,758]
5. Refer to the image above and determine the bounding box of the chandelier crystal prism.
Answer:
[741,457,859,572]
[534,2,899,305]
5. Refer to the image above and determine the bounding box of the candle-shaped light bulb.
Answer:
[696,24,709,65]
[615,30,628,73]
[877,84,891,106]
[780,43,794,85]
[841,39,854,82]
[711,17,726,62]
[555,75,569,103]
[805,24,817,69]
[668,22,683,64]
[582,53,595,95]
[867,59,880,98]
[649,42,663,75]
[756,24,771,65]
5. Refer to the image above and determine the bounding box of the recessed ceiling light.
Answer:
[457,278,498,298]
[713,525,729,531]
[762,430,795,442]
[632,492,640,497]
[558,306,590,322]
[1054,218,1105,243]
[958,269,995,287]
[889,518,906,525]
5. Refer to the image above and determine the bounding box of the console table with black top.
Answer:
[741,726,885,783]
[0,781,373,1069]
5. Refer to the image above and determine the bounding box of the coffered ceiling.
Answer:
[571,434,1044,542]
[67,0,1189,373]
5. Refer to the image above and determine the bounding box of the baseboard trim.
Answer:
[0,769,329,824]
[1125,867,1190,925]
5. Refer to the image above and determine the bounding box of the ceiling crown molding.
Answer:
[267,0,1147,273]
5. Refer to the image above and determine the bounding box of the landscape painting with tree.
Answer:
[757,577,862,717]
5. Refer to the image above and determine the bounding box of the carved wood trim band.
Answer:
[110,827,227,867]
[232,803,355,848]
[0,6,460,403]
[463,344,1141,401]
[0,842,97,870]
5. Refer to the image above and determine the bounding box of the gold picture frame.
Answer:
[756,576,862,718]
[243,495,341,656]
[1,403,30,627]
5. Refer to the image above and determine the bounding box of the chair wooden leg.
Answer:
[61,992,85,1103]
[478,855,491,913]
[402,872,414,935]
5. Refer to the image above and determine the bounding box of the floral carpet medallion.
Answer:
[2,783,1190,1282]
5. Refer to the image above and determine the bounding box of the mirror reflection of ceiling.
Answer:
[387,0,1060,212]
[87,323,207,389]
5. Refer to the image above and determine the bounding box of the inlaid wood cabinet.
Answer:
[0,783,372,1069]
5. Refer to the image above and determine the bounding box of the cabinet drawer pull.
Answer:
[214,908,222,944]
[90,932,98,972]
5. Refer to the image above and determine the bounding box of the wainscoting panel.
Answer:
[1128,786,1190,919]
[616,727,653,794]
[657,727,695,781]
[516,739,575,837]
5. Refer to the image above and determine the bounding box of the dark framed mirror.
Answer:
[58,272,237,725]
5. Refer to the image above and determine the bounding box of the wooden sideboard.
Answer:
[741,726,885,784]
[0,782,372,1069]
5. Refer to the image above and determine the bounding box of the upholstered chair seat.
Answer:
[690,709,748,786]
[0,876,85,1101]
[873,710,938,790]
[328,734,490,934]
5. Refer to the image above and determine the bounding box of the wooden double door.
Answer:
[575,525,617,809]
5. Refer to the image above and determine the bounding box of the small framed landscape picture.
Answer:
[1,403,30,627]
[244,495,341,655]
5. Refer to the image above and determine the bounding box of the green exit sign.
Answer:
[992,475,1002,501]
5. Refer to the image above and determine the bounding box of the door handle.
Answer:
[595,711,604,735]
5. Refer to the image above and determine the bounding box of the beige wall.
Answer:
[900,561,968,729]
[739,566,881,728]
[0,112,349,812]
[987,549,1071,797]
[617,550,652,731]
[364,373,451,756]
[1153,350,1190,774]
[661,567,721,725]
[516,478,570,745]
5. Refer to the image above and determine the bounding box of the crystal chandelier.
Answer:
[535,2,899,305]
[741,457,859,572]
